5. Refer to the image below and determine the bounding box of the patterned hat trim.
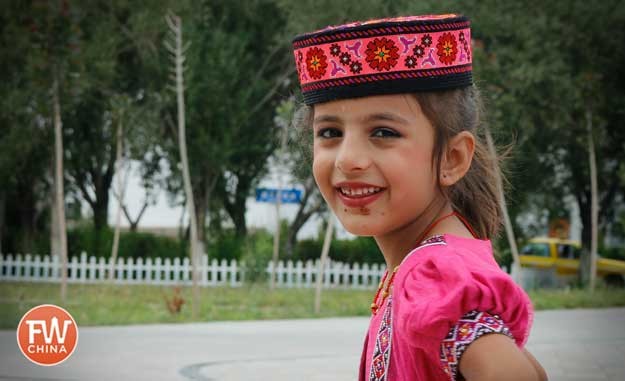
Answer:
[292,14,472,105]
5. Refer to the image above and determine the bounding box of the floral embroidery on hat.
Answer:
[350,61,363,74]
[436,32,458,65]
[365,37,400,71]
[404,55,418,68]
[421,34,433,47]
[413,45,425,58]
[330,43,341,57]
[339,52,352,65]
[306,47,328,79]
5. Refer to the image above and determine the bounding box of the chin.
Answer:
[337,217,384,237]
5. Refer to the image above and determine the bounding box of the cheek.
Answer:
[387,148,436,195]
[312,148,332,192]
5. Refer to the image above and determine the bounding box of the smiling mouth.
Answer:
[337,186,384,198]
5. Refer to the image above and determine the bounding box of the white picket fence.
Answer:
[0,252,386,289]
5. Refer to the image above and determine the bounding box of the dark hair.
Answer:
[413,85,503,239]
[292,85,504,239]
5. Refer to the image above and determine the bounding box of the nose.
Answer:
[335,134,372,173]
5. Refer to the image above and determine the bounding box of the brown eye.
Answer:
[371,128,401,138]
[317,128,342,139]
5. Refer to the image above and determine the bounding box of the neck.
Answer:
[374,199,473,270]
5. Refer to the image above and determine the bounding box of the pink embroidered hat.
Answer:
[292,14,472,105]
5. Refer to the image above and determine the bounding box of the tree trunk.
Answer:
[314,213,334,314]
[110,116,125,281]
[222,173,249,238]
[53,78,68,304]
[586,109,599,290]
[577,191,592,284]
[285,177,324,258]
[122,201,148,232]
[270,186,282,290]
[195,186,207,257]
[166,12,200,319]
[93,182,110,231]
[50,160,61,259]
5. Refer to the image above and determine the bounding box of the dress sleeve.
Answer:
[393,242,533,370]
[439,310,514,381]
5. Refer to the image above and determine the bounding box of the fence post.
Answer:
[136,257,144,284]
[163,258,172,285]
[145,257,154,285]
[154,257,162,285]
[117,257,125,284]
[304,259,314,288]
[14,254,23,280]
[127,257,136,284]
[266,261,273,287]
[277,260,285,288]
[230,259,237,287]
[41,255,50,280]
[32,255,42,282]
[70,255,79,283]
[173,257,181,283]
[79,252,87,283]
[23,254,32,281]
[211,259,218,286]
[286,260,293,288]
[219,259,228,285]
[201,254,208,286]
[295,260,303,288]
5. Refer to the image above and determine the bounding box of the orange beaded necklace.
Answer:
[370,211,476,315]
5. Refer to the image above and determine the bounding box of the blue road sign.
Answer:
[255,188,302,204]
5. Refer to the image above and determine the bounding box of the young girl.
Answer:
[292,14,547,381]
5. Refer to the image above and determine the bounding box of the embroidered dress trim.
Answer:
[439,310,513,381]
[399,234,447,266]
[369,295,393,381]
[368,235,447,381]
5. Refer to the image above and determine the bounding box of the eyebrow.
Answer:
[313,112,410,125]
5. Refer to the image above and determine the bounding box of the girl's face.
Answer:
[312,94,441,236]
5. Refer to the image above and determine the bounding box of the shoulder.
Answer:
[392,234,533,355]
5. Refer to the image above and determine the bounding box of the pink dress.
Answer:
[358,234,534,381]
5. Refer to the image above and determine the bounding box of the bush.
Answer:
[601,246,625,261]
[67,226,183,260]
[240,229,274,283]
[206,229,246,261]
[294,236,383,264]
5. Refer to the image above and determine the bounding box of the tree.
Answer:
[163,0,292,252]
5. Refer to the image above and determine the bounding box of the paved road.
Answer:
[1,308,624,380]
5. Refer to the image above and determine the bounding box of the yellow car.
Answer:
[520,237,625,286]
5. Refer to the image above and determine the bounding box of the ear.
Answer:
[439,131,475,187]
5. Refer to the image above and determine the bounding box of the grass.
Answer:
[529,287,625,310]
[1,281,624,329]
[0,282,373,329]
